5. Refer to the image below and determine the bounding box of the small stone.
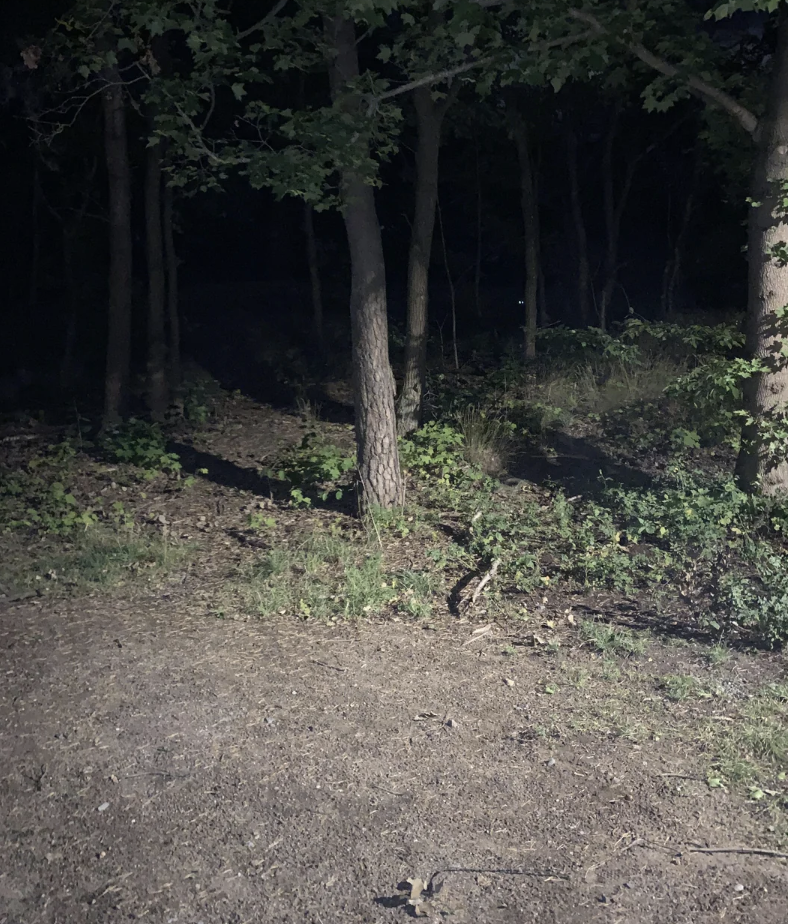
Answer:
[734,884,745,893]
[546,758,556,768]
[446,718,458,729]
[504,678,515,687]
[97,802,110,813]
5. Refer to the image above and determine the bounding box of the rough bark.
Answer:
[565,122,591,326]
[304,202,324,345]
[736,10,788,494]
[510,105,539,361]
[325,16,403,509]
[397,86,449,435]
[163,180,181,395]
[145,136,169,421]
[101,72,133,428]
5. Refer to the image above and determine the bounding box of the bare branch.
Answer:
[236,0,290,41]
[568,8,759,137]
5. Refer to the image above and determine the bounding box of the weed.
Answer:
[236,534,395,621]
[101,419,182,475]
[704,643,732,667]
[580,620,648,656]
[27,527,187,592]
[272,432,355,506]
[660,674,712,701]
[456,408,513,475]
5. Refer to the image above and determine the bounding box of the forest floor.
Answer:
[2,371,788,923]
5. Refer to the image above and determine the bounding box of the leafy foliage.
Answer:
[100,419,182,475]
[273,432,355,506]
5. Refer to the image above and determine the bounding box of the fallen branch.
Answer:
[681,847,788,860]
[461,559,500,613]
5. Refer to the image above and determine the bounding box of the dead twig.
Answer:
[461,559,500,614]
[681,847,788,860]
[311,659,348,672]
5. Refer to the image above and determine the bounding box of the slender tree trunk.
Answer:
[663,151,701,319]
[59,229,78,390]
[736,10,788,494]
[510,105,539,360]
[145,136,168,420]
[162,180,181,394]
[599,107,619,331]
[325,16,403,509]
[101,73,133,427]
[437,195,459,371]
[397,86,447,434]
[600,106,639,332]
[29,162,41,312]
[566,122,591,326]
[303,202,324,345]
[474,137,483,319]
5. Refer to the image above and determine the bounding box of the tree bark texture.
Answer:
[397,86,448,435]
[101,72,133,427]
[736,10,788,494]
[304,201,324,344]
[163,180,181,394]
[145,137,169,421]
[325,16,403,509]
[566,122,591,326]
[510,105,539,360]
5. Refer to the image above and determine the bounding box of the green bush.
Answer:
[273,432,355,506]
[101,419,182,475]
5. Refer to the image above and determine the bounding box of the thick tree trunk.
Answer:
[145,137,168,421]
[397,87,446,435]
[162,181,181,394]
[736,10,788,494]
[101,74,133,427]
[510,106,539,360]
[566,122,591,326]
[304,202,324,345]
[325,16,403,509]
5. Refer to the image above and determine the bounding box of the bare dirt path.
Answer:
[1,592,787,924]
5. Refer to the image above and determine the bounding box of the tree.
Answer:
[325,15,403,507]
[100,61,133,427]
[568,2,787,493]
[509,99,539,359]
[397,85,456,435]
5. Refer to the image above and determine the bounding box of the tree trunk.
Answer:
[397,86,446,435]
[600,105,638,331]
[510,105,539,360]
[59,229,78,390]
[736,10,788,494]
[474,137,483,318]
[162,180,181,395]
[663,150,701,319]
[29,162,41,312]
[566,122,591,326]
[101,73,133,427]
[145,136,169,421]
[325,16,403,509]
[599,107,619,331]
[304,202,324,345]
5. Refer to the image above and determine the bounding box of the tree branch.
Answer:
[567,8,759,137]
[236,0,290,41]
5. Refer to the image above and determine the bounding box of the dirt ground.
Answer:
[2,392,788,923]
[2,586,788,924]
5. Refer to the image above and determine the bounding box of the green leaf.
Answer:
[231,82,246,100]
